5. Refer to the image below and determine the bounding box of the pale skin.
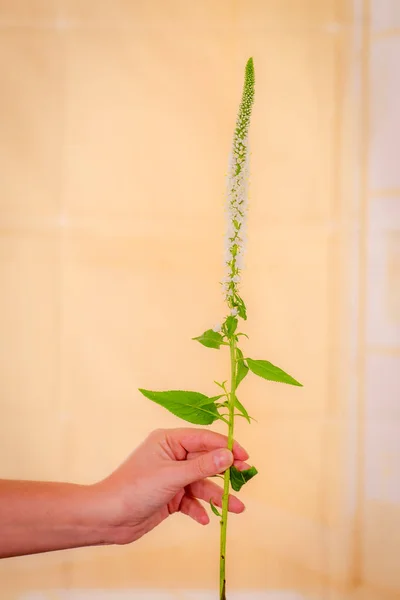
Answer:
[0,428,250,559]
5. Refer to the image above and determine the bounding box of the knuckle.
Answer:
[150,428,165,438]
[146,428,166,444]
[195,456,210,478]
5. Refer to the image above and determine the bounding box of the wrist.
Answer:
[89,479,138,546]
[45,482,119,550]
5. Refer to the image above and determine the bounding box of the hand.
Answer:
[97,428,250,545]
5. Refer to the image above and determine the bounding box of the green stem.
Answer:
[219,335,237,600]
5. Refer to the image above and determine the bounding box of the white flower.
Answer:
[230,308,239,317]
[236,255,245,269]
[212,323,222,333]
[219,58,254,315]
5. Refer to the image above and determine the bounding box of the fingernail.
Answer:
[214,449,233,470]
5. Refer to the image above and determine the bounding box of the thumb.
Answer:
[172,448,234,488]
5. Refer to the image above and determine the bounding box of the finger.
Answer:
[179,495,209,525]
[187,479,245,514]
[165,428,249,461]
[187,452,250,472]
[168,448,234,489]
[233,461,251,471]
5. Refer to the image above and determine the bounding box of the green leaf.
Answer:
[225,316,238,336]
[237,304,247,320]
[246,358,303,387]
[216,401,229,408]
[234,395,251,423]
[138,389,223,425]
[214,380,228,390]
[230,465,258,492]
[209,395,224,403]
[234,294,247,320]
[210,499,222,517]
[236,348,249,388]
[192,329,225,349]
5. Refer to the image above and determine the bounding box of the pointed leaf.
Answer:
[236,348,249,388]
[247,358,303,387]
[230,465,258,492]
[234,395,251,423]
[208,395,224,403]
[216,401,229,409]
[138,389,222,425]
[214,380,228,390]
[225,316,238,336]
[192,329,225,349]
[234,294,247,320]
[210,499,222,517]
[237,304,247,320]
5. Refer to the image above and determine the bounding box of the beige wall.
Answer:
[0,1,399,599]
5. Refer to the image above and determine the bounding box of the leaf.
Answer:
[225,316,238,336]
[210,499,222,517]
[192,329,226,349]
[234,293,247,320]
[214,380,228,390]
[138,389,223,425]
[237,304,247,320]
[216,401,229,409]
[230,465,258,492]
[235,348,249,388]
[235,413,251,420]
[247,358,303,387]
[208,395,224,403]
[234,395,251,423]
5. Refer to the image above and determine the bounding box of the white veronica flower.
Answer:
[221,58,255,318]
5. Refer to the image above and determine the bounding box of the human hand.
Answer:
[97,428,250,545]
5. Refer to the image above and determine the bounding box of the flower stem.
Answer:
[219,335,237,600]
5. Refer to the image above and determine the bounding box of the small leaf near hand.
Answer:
[192,329,226,349]
[236,348,249,388]
[230,465,258,492]
[138,389,223,425]
[234,395,251,423]
[247,358,303,387]
[210,499,222,517]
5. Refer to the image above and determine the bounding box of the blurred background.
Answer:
[0,1,399,599]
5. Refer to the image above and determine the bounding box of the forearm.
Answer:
[0,479,115,558]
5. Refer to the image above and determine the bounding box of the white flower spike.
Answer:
[222,58,255,320]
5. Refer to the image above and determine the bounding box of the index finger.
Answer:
[165,428,249,461]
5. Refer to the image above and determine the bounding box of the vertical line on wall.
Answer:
[351,0,371,589]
